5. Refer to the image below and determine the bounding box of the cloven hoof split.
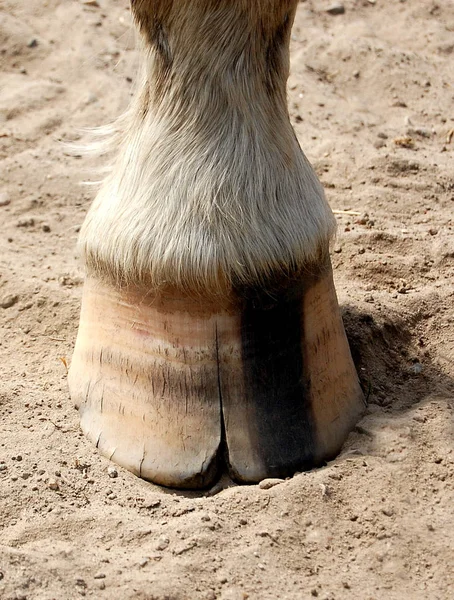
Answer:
[68,262,365,489]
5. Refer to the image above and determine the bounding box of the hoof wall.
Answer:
[69,266,365,488]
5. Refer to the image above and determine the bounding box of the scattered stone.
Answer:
[142,498,161,509]
[42,224,51,232]
[139,558,149,568]
[382,507,394,517]
[173,541,198,556]
[428,228,438,236]
[1,295,19,309]
[258,478,285,490]
[16,455,22,462]
[413,414,426,423]
[107,466,118,478]
[0,464,7,472]
[155,535,170,551]
[48,478,59,491]
[81,0,100,6]
[326,3,345,15]
[94,573,106,579]
[394,136,415,149]
[17,218,35,228]
[0,193,10,207]
[320,483,330,498]
[27,38,39,48]
[59,275,83,287]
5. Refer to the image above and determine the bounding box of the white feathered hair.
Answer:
[77,0,336,296]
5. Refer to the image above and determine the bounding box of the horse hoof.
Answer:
[68,264,365,488]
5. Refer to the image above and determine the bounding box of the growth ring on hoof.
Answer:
[68,264,365,489]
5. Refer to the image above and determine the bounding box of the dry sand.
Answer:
[1,1,453,598]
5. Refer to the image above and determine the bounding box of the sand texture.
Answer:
[1,1,453,599]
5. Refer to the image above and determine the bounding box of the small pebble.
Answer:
[94,573,106,579]
[42,224,51,232]
[17,218,35,227]
[27,38,39,48]
[48,478,59,491]
[1,295,19,309]
[139,558,149,568]
[326,3,345,15]
[258,478,284,490]
[107,466,118,478]
[0,193,10,207]
[155,535,170,551]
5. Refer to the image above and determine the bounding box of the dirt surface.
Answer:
[1,1,453,599]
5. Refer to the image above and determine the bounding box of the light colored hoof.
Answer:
[68,264,365,488]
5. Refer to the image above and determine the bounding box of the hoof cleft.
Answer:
[69,265,364,488]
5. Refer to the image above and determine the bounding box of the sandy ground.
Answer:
[1,1,453,599]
